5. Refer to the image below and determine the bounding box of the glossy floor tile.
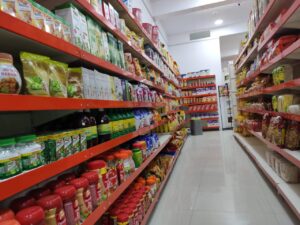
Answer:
[147,131,299,225]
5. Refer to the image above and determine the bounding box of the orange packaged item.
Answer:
[0,220,20,225]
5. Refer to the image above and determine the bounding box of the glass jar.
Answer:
[0,53,22,94]
[16,135,43,170]
[0,138,22,179]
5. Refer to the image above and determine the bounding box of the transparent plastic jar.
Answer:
[16,135,43,170]
[0,53,22,94]
[0,138,22,179]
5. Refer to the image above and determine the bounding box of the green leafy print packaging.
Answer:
[20,52,50,96]
[47,59,68,97]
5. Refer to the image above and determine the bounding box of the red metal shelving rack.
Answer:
[140,135,188,225]
[182,101,217,106]
[181,84,216,90]
[203,126,220,130]
[82,133,173,225]
[187,109,218,114]
[0,94,165,111]
[0,121,166,201]
[179,75,215,81]
[181,93,217,99]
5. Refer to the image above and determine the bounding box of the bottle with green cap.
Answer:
[0,138,22,179]
[16,134,43,170]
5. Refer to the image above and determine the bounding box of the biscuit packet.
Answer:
[42,7,55,34]
[20,52,50,96]
[0,0,17,17]
[16,0,32,24]
[47,60,68,98]
[67,68,83,98]
[29,0,46,31]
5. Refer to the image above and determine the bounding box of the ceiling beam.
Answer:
[152,0,247,20]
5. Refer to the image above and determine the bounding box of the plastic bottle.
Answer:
[97,109,112,143]
[70,178,92,221]
[36,194,67,225]
[15,206,45,225]
[54,185,80,225]
[85,110,99,147]
[110,111,119,139]
[0,138,22,179]
[81,171,100,210]
[116,111,124,136]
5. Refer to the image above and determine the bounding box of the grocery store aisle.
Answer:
[148,131,299,225]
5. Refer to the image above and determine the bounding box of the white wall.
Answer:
[169,38,223,85]
[220,33,245,58]
[132,0,168,46]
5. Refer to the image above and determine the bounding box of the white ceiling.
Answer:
[146,0,251,38]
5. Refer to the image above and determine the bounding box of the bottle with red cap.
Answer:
[10,196,36,213]
[103,154,118,194]
[86,160,109,200]
[0,219,21,225]
[15,206,45,225]
[114,152,126,184]
[37,194,67,225]
[0,209,15,223]
[116,213,129,225]
[70,178,92,221]
[29,188,52,200]
[81,171,100,210]
[54,185,80,225]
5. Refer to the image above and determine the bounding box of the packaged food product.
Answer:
[47,60,68,97]
[15,206,45,225]
[55,3,82,49]
[0,138,22,179]
[280,161,300,183]
[272,96,278,112]
[70,178,92,221]
[1,0,17,17]
[278,95,294,112]
[272,65,293,85]
[86,160,108,201]
[16,134,43,170]
[54,185,80,225]
[81,171,100,209]
[67,68,83,98]
[47,133,65,160]
[89,0,103,16]
[0,53,22,94]
[30,0,46,31]
[37,194,67,225]
[62,132,72,157]
[262,113,271,138]
[132,8,141,22]
[71,130,81,154]
[20,52,50,96]
[103,154,118,193]
[285,121,300,150]
[16,0,32,24]
[42,7,55,34]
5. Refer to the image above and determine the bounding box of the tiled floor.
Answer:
[148,131,300,225]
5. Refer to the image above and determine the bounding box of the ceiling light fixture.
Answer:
[214,19,223,25]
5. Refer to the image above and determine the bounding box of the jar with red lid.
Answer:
[109,208,121,225]
[131,198,143,223]
[0,219,20,225]
[117,213,129,225]
[120,150,135,174]
[54,185,80,225]
[132,142,146,161]
[37,194,66,225]
[58,173,76,184]
[143,186,151,210]
[103,154,118,194]
[70,178,92,221]
[86,160,108,200]
[114,153,126,184]
[132,8,141,23]
[126,203,137,225]
[121,209,133,225]
[15,206,45,225]
[29,188,51,200]
[81,171,100,210]
[146,177,157,198]
[10,196,36,212]
[0,209,15,222]
[48,180,66,191]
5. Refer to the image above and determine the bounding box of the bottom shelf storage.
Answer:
[234,133,300,220]
[140,135,188,225]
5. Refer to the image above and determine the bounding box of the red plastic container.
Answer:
[15,206,45,225]
[142,23,152,37]
[81,171,100,210]
[117,213,129,224]
[10,196,36,212]
[29,188,52,200]
[0,209,15,222]
[132,8,142,23]
[54,185,79,225]
[37,194,67,225]
[70,178,92,221]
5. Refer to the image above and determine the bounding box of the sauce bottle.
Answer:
[97,109,112,143]
[85,110,99,147]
